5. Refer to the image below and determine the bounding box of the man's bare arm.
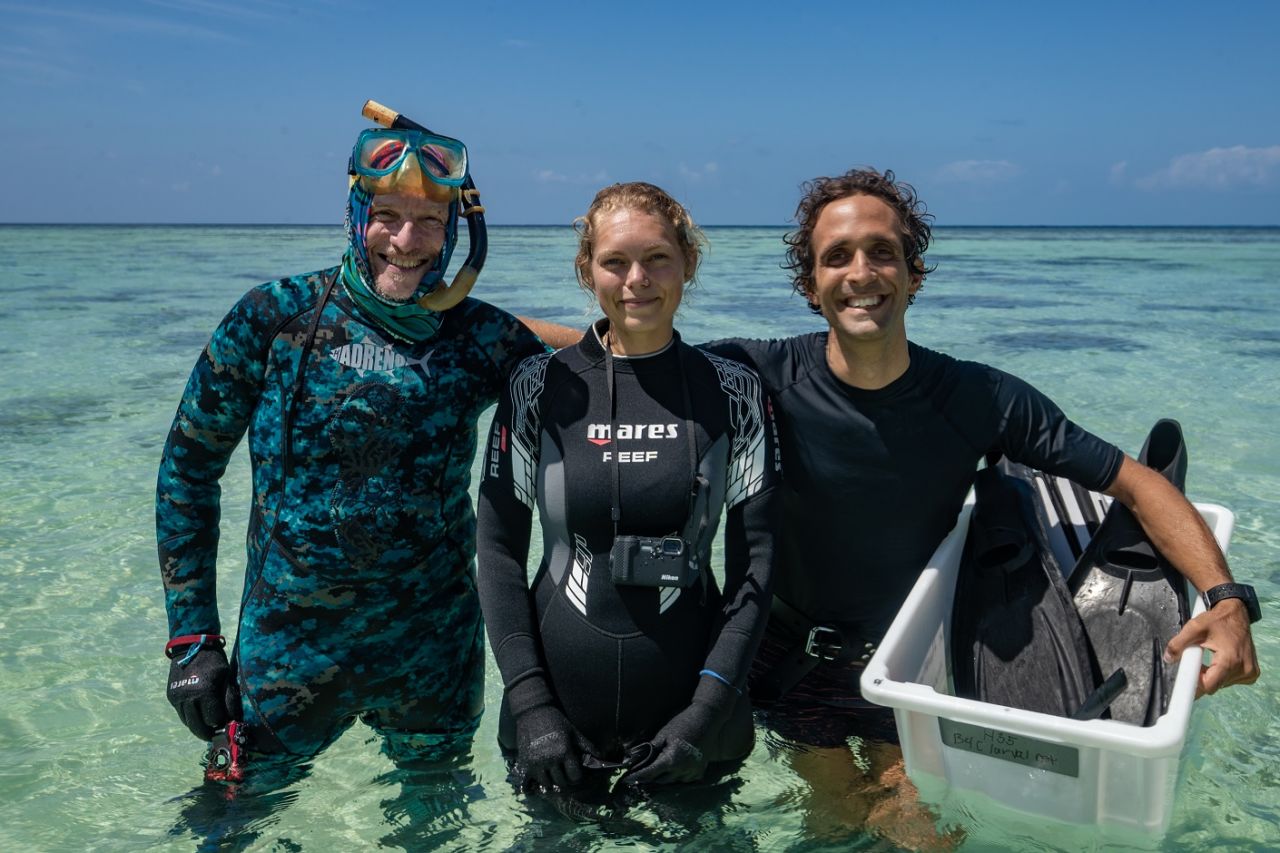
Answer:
[1105,456,1259,696]
[519,318,582,350]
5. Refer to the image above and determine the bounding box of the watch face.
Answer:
[1241,586,1262,623]
[1207,583,1261,624]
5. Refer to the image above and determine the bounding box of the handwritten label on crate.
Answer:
[938,718,1079,777]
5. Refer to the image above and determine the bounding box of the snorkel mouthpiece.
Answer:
[360,100,487,311]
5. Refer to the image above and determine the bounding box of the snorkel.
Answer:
[360,100,487,312]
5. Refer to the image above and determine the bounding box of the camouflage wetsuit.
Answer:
[157,266,543,761]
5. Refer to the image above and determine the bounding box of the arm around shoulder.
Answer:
[518,317,583,350]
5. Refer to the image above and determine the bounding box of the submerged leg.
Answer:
[365,708,487,849]
[752,662,960,853]
[782,738,963,853]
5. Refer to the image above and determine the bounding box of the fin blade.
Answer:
[1068,419,1190,725]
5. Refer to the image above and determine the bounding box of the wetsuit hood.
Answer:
[340,179,461,343]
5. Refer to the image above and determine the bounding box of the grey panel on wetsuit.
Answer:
[693,433,730,568]
[537,434,570,585]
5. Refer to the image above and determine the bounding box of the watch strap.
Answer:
[1202,583,1261,624]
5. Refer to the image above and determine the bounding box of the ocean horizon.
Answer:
[6,222,1279,228]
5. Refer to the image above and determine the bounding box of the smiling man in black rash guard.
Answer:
[700,168,1259,843]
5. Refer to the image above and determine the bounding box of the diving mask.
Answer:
[349,128,468,202]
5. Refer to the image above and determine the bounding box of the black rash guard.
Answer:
[477,321,781,757]
[704,334,1123,643]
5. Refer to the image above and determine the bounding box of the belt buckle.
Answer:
[804,625,842,661]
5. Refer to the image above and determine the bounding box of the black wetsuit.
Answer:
[705,334,1123,745]
[477,322,780,761]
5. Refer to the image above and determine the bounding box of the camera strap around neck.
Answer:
[604,330,699,542]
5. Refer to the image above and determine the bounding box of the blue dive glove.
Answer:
[165,635,239,741]
[514,704,585,792]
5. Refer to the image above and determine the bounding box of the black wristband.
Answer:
[1202,583,1261,624]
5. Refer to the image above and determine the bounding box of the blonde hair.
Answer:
[573,182,706,290]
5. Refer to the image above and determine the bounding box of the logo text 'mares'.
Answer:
[587,422,679,463]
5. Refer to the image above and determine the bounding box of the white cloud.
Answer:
[141,0,281,22]
[0,2,239,40]
[534,169,609,185]
[678,162,719,182]
[936,159,1021,182]
[0,49,78,85]
[1135,145,1280,190]
[1109,161,1128,185]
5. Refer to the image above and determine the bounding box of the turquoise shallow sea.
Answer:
[1,224,1277,851]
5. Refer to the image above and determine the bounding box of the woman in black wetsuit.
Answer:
[476,183,780,792]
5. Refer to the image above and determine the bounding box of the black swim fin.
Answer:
[1069,419,1191,726]
[1029,467,1109,583]
[951,459,1100,717]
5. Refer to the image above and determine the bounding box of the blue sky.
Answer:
[3,1,1278,225]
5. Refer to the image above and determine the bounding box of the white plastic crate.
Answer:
[860,494,1235,834]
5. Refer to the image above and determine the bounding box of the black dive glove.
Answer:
[622,676,737,786]
[514,704,585,792]
[165,635,239,741]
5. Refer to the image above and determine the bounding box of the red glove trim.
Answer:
[165,633,227,658]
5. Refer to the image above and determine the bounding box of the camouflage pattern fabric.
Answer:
[157,265,544,757]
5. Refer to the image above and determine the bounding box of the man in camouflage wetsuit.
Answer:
[157,121,545,777]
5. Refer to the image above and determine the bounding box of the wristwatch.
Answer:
[1202,583,1262,624]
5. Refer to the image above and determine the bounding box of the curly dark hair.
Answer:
[783,168,936,313]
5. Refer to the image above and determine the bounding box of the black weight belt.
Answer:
[751,597,878,703]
